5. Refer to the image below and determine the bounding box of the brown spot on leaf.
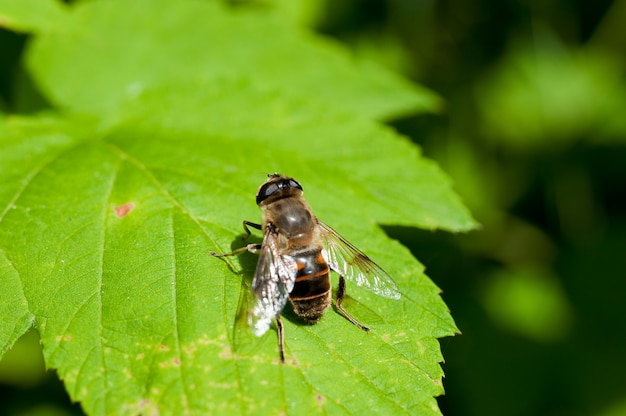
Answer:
[316,394,325,411]
[114,202,135,218]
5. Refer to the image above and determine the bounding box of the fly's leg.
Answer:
[208,220,262,257]
[276,313,285,363]
[336,275,370,333]
[208,244,261,257]
[242,220,262,240]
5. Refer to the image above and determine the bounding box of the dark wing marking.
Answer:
[249,224,297,336]
[318,221,400,300]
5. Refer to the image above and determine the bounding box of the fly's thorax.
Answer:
[261,195,318,245]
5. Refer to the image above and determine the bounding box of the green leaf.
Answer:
[482,265,574,343]
[0,248,32,357]
[0,95,471,414]
[24,0,440,120]
[0,1,477,414]
[477,34,626,147]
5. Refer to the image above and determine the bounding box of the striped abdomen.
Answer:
[288,249,332,323]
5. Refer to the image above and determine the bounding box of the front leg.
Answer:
[209,243,261,257]
[242,220,262,240]
[209,220,262,257]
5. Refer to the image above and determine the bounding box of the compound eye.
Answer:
[289,179,303,191]
[256,182,279,204]
[265,183,279,195]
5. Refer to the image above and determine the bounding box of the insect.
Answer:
[209,174,400,362]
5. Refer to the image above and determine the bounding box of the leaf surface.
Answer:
[0,1,476,414]
[0,97,468,415]
[24,0,440,120]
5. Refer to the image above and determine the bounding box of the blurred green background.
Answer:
[1,0,625,415]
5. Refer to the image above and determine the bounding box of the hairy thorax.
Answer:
[263,197,317,248]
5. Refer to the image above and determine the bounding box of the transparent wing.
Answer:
[249,225,297,336]
[318,221,401,300]
[232,277,263,356]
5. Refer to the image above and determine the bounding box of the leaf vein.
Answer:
[96,151,123,414]
[0,140,81,224]
[300,327,410,413]
[170,208,192,414]
[102,142,224,258]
